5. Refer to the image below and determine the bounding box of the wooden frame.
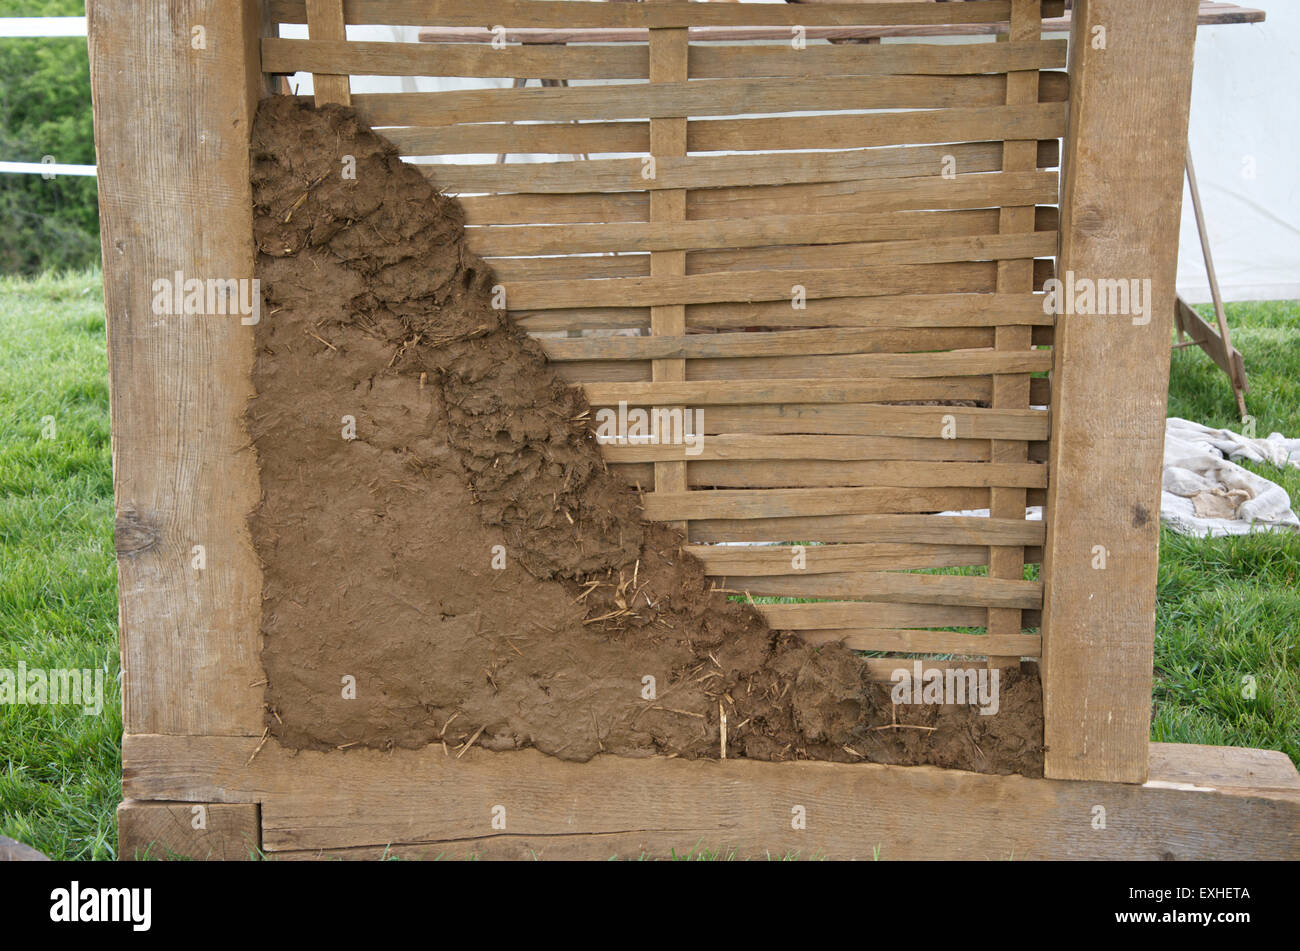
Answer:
[90,0,1300,860]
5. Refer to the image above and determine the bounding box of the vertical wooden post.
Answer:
[986,0,1042,669]
[306,0,350,106]
[88,0,268,738]
[648,20,688,533]
[1041,0,1199,782]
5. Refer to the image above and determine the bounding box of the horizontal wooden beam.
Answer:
[121,736,1300,859]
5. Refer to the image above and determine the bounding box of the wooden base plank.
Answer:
[121,736,1300,860]
[117,800,261,861]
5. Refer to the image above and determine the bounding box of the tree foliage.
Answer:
[0,0,98,275]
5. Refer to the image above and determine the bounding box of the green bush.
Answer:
[0,0,99,276]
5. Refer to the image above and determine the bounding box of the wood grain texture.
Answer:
[987,0,1043,668]
[437,143,1059,195]
[306,0,350,105]
[118,800,261,861]
[648,22,688,532]
[121,735,1300,860]
[381,102,1066,156]
[1040,0,1200,783]
[270,0,1022,30]
[349,73,1065,126]
[262,36,1066,80]
[88,0,265,735]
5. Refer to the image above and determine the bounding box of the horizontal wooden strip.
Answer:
[860,658,1003,681]
[517,290,1056,332]
[682,169,1060,223]
[643,486,989,521]
[573,350,1054,383]
[608,453,1046,490]
[421,141,1059,191]
[611,463,1044,495]
[262,38,1067,81]
[388,104,1064,156]
[691,404,1049,441]
[271,0,1022,30]
[757,600,985,630]
[597,433,996,463]
[721,570,1041,610]
[460,192,648,225]
[490,255,648,282]
[264,38,648,80]
[582,377,995,406]
[545,326,1001,361]
[504,262,1057,310]
[347,73,1066,128]
[390,121,649,158]
[484,209,1058,259]
[687,513,1045,546]
[589,399,1051,441]
[800,628,1041,656]
[685,291,1054,330]
[689,103,1065,153]
[473,211,1056,257]
[685,542,995,574]
[577,374,1053,408]
[444,145,1056,199]
[691,39,1067,80]
[488,251,996,288]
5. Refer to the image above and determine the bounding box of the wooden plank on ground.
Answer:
[121,735,1300,859]
[1040,0,1200,783]
[87,0,265,735]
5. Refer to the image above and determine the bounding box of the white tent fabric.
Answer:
[1177,1,1300,303]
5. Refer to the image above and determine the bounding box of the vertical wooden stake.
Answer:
[306,0,350,106]
[648,21,689,534]
[986,0,1042,670]
[1041,0,1200,782]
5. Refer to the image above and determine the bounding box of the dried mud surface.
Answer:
[248,96,1044,775]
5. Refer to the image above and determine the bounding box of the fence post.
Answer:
[1040,0,1200,782]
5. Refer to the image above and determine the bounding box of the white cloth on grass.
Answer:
[935,419,1300,538]
[1160,417,1300,536]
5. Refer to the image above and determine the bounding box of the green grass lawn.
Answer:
[0,276,1296,860]
[0,270,119,860]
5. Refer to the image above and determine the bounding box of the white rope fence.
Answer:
[0,18,96,176]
